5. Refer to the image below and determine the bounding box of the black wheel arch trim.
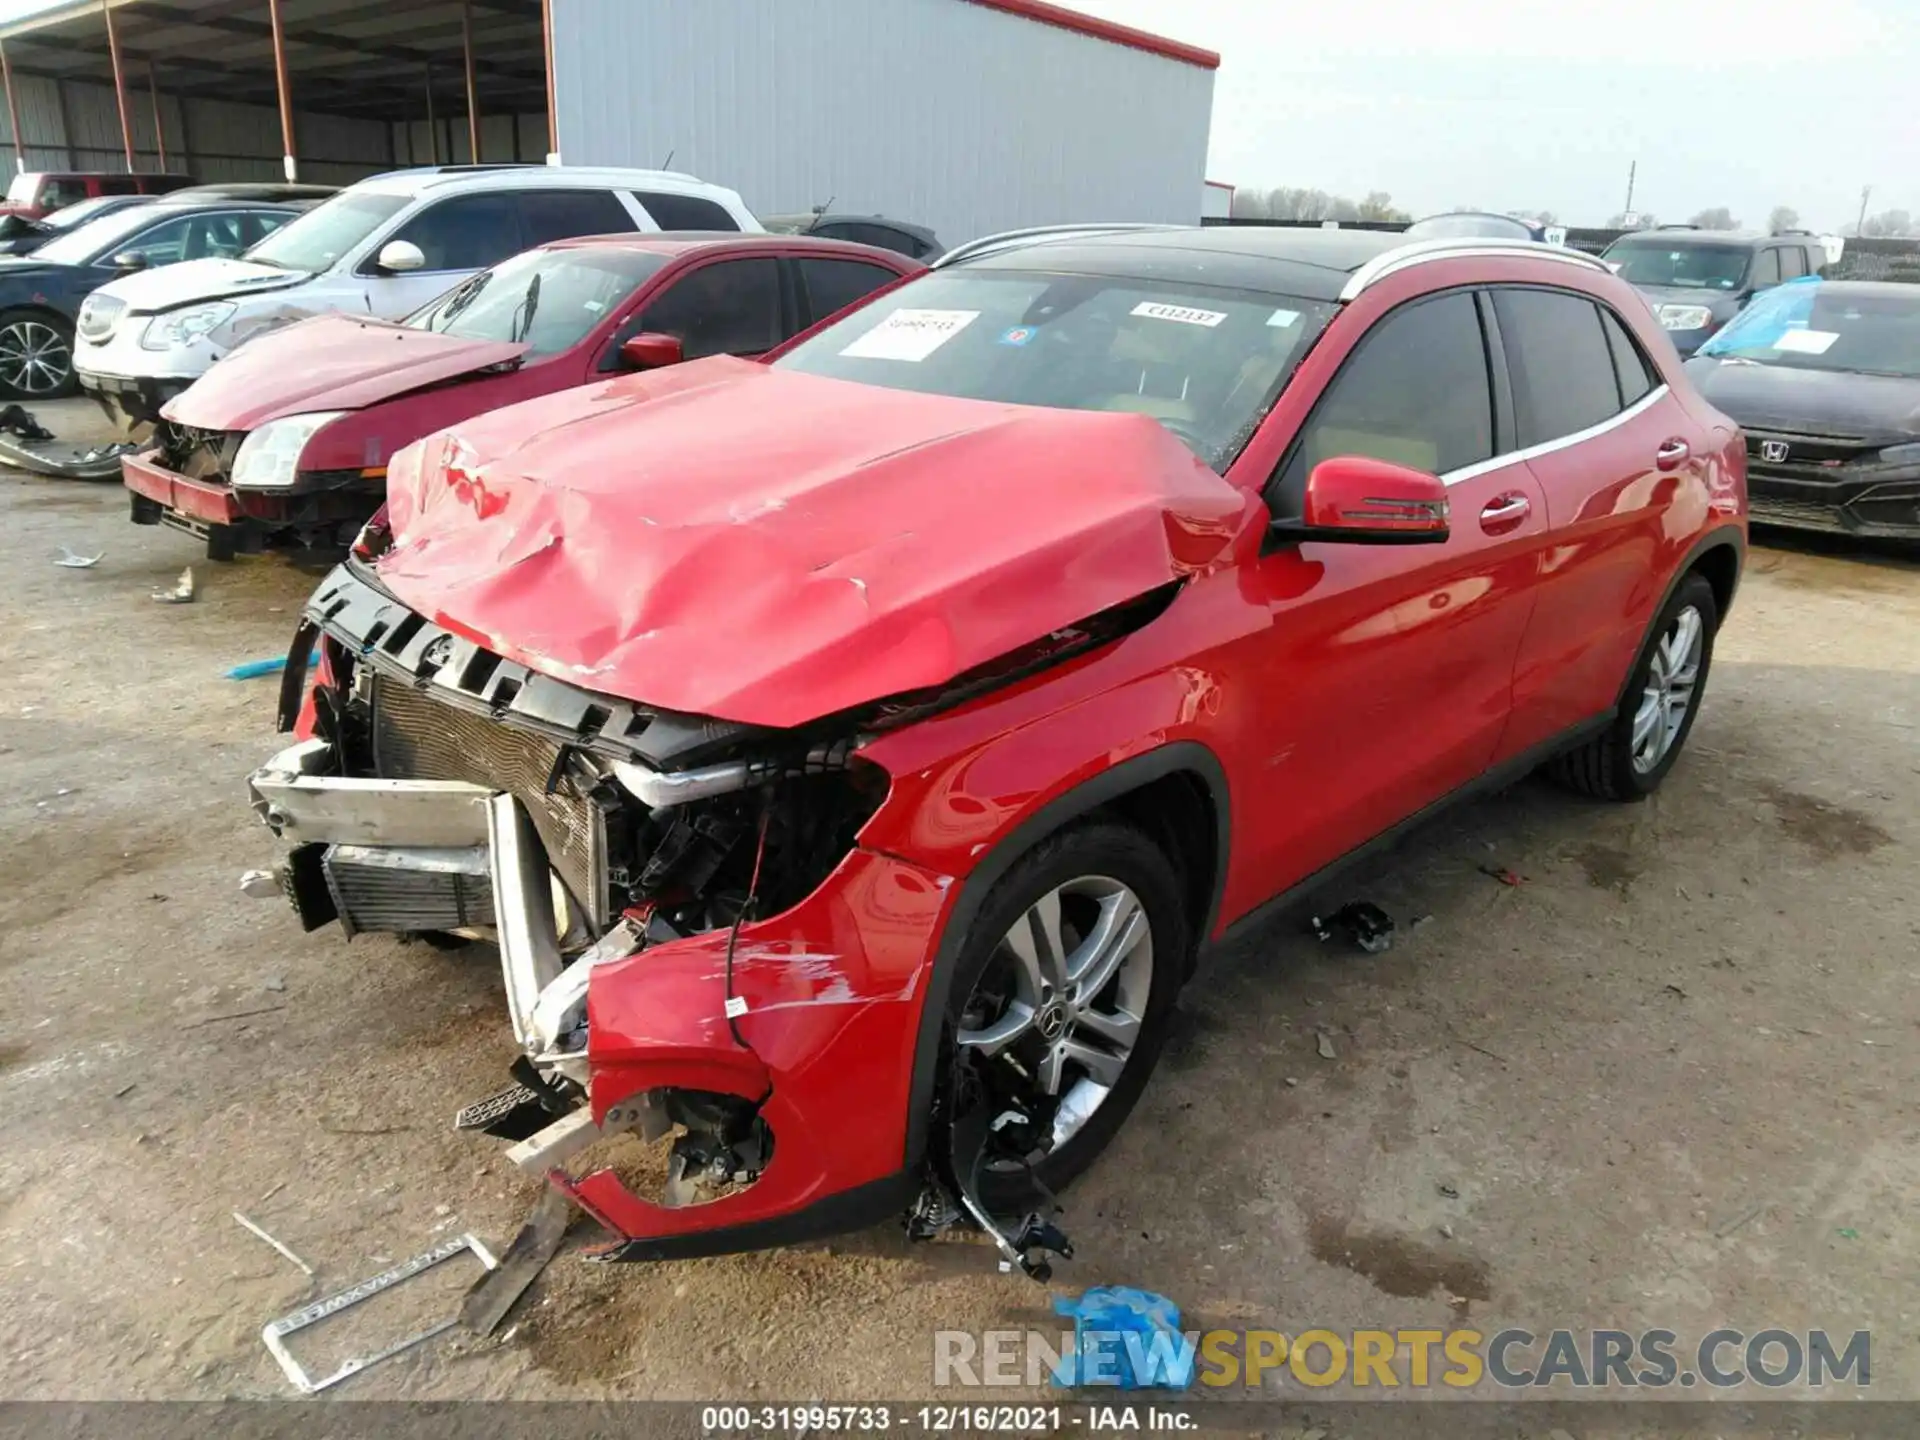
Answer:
[900,739,1231,1169]
[1613,526,1743,712]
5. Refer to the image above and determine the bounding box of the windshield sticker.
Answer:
[997,324,1037,347]
[1131,301,1228,328]
[839,308,979,362]
[1267,308,1301,328]
[1772,328,1839,355]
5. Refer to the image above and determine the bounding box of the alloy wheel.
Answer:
[956,874,1154,1154]
[1631,604,1704,774]
[0,319,71,396]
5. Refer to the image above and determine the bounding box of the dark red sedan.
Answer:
[249,227,1746,1274]
[124,232,920,557]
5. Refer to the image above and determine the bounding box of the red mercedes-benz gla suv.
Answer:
[249,226,1746,1272]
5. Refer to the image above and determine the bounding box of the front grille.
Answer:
[157,421,244,482]
[1745,430,1875,482]
[77,293,125,342]
[370,674,606,921]
[322,844,494,936]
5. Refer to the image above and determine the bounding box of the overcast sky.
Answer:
[1071,0,1918,230]
[3,0,1911,229]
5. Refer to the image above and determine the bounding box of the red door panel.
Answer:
[1234,456,1548,890]
[1499,391,1712,759]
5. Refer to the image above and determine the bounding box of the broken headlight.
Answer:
[231,411,346,489]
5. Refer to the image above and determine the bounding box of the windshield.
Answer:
[773,268,1334,471]
[245,191,407,273]
[1603,239,1750,290]
[1408,213,1534,240]
[42,195,145,232]
[409,246,665,358]
[1698,280,1920,379]
[35,204,181,265]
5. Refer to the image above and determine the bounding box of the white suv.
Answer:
[74,164,760,428]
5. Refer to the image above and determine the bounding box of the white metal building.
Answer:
[550,0,1219,245]
[0,1,1216,244]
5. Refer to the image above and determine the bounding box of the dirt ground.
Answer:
[1,396,1916,1404]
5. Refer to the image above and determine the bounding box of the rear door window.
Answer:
[636,257,782,358]
[40,177,89,210]
[1750,249,1781,288]
[1491,288,1623,445]
[518,188,636,246]
[1278,290,1493,502]
[632,191,739,232]
[1778,246,1806,279]
[387,192,525,271]
[796,257,903,327]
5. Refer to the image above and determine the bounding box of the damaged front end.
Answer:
[249,561,1087,1270]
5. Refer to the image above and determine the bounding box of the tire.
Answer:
[1549,572,1719,801]
[0,309,76,400]
[940,820,1188,1212]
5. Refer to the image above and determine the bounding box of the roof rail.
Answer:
[932,222,1184,269]
[1339,237,1611,302]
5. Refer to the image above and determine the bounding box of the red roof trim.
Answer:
[965,0,1220,71]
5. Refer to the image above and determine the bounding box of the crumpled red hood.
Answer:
[376,358,1252,727]
[165,313,527,431]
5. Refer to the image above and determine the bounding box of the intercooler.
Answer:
[322,844,494,937]
[370,674,608,924]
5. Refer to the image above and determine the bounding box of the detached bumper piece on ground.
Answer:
[0,403,135,479]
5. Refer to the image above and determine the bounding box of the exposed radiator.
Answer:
[323,844,494,937]
[370,674,606,921]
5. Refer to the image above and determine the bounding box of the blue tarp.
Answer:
[1050,1287,1194,1390]
[1697,276,1822,357]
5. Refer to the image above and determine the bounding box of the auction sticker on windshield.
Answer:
[840,308,979,362]
[1132,301,1227,328]
[1773,328,1839,355]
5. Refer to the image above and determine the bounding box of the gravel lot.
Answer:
[2,397,1915,1403]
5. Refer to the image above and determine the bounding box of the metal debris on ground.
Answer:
[151,567,195,604]
[1477,864,1527,886]
[261,1233,499,1394]
[1713,1202,1766,1238]
[460,1187,574,1338]
[1315,1030,1337,1060]
[1308,900,1395,953]
[1438,1182,1460,1199]
[0,404,54,441]
[54,547,102,569]
[233,1209,316,1277]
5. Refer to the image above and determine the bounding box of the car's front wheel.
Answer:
[1550,571,1720,800]
[942,821,1187,1212]
[0,310,76,400]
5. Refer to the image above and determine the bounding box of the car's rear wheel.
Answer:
[1550,572,1719,801]
[942,821,1187,1212]
[0,310,76,400]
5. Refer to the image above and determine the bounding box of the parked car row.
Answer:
[200,220,1750,1272]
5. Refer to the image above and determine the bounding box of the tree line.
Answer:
[1231,190,1919,237]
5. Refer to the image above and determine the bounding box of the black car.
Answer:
[0,198,295,399]
[762,211,943,260]
[1603,227,1831,357]
[1685,279,1920,540]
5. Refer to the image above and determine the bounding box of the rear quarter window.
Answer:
[633,191,739,232]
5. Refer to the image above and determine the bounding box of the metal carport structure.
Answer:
[0,0,556,182]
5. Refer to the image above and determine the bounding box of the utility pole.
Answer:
[1855,184,1872,237]
[1623,161,1636,219]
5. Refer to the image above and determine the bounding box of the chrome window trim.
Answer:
[1341,239,1609,302]
[1439,383,1670,486]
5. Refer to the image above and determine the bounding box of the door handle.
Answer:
[1656,438,1691,471]
[1479,492,1531,533]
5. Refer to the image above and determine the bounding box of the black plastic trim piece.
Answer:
[900,741,1232,1169]
[588,1168,920,1262]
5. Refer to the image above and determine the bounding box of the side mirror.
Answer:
[110,250,148,272]
[619,331,684,370]
[1271,455,1450,545]
[374,239,427,273]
